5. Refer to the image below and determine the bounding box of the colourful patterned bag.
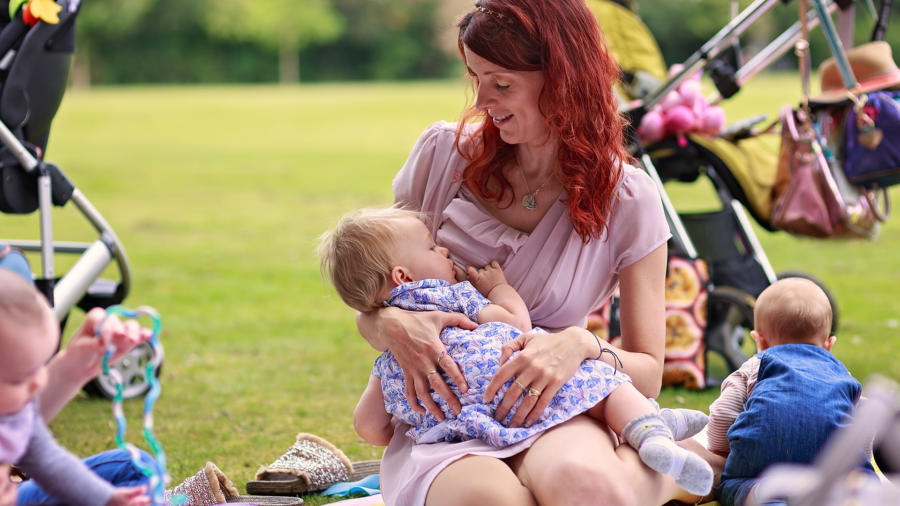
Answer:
[588,255,710,389]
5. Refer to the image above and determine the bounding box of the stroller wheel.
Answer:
[705,286,756,375]
[83,343,163,399]
[776,271,840,335]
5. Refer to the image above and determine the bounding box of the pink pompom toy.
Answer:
[698,106,726,136]
[635,65,728,146]
[637,108,666,144]
[664,105,696,146]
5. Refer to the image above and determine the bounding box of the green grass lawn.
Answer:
[2,75,898,504]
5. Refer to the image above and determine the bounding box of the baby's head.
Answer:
[318,207,456,312]
[751,277,835,352]
[0,269,58,416]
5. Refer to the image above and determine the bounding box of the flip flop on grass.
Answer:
[246,433,380,496]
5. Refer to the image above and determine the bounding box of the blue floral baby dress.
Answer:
[373,279,631,447]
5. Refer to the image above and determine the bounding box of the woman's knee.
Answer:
[539,454,638,506]
[451,484,533,506]
[427,456,535,506]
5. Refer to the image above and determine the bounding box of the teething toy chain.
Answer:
[96,305,180,506]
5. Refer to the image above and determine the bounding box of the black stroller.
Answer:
[0,0,156,398]
[592,0,893,386]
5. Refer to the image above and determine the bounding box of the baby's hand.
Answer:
[105,485,149,506]
[453,264,468,283]
[63,307,154,382]
[467,261,508,296]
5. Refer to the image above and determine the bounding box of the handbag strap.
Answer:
[798,0,812,111]
[810,134,850,224]
[781,104,802,140]
[865,187,891,222]
[870,0,892,42]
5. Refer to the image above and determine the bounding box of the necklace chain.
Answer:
[518,166,552,211]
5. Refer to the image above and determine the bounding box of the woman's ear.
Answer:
[390,266,414,286]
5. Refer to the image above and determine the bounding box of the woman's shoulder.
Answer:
[394,122,472,213]
[614,162,657,200]
[415,121,460,144]
[403,121,466,169]
[607,162,665,223]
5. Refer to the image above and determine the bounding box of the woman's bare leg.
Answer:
[508,415,701,506]
[426,455,537,506]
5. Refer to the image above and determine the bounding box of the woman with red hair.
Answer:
[357,1,705,504]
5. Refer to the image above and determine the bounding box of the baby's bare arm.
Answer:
[354,375,395,446]
[467,261,531,331]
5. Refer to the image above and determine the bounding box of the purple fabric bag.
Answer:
[844,91,900,188]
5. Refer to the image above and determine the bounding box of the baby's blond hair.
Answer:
[318,207,424,312]
[754,277,832,345]
[0,269,51,345]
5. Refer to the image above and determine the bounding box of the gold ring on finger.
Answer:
[426,370,439,377]
[514,379,528,391]
[527,387,541,397]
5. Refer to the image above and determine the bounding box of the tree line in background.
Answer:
[74,0,897,86]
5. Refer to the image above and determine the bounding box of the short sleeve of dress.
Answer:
[608,164,670,273]
[385,280,488,323]
[392,122,467,237]
[447,281,491,321]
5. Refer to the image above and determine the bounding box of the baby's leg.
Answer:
[657,404,709,441]
[589,391,708,441]
[586,382,658,433]
[590,384,714,496]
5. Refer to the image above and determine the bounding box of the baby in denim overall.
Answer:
[707,278,872,505]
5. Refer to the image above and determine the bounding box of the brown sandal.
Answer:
[246,433,379,495]
[166,461,304,505]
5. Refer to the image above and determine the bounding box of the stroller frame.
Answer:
[0,118,133,320]
[624,0,884,377]
[0,0,151,398]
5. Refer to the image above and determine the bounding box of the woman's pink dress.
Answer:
[382,121,669,505]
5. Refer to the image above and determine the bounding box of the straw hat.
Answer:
[810,41,900,104]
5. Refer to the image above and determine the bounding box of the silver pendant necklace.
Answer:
[518,166,552,211]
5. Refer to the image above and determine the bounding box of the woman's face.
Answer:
[464,45,549,147]
[0,307,56,416]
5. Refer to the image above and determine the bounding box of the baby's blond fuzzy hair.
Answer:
[318,207,424,312]
[754,277,832,345]
[0,269,51,347]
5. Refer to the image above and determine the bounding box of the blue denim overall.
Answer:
[717,344,870,505]
[17,449,151,504]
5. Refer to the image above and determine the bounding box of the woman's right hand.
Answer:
[364,307,477,420]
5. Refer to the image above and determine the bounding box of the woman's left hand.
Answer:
[483,327,590,428]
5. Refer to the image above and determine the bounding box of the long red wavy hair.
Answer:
[455,0,630,241]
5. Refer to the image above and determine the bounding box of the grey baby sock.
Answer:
[659,407,709,441]
[622,412,714,496]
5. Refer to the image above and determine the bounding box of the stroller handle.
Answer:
[0,99,132,319]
